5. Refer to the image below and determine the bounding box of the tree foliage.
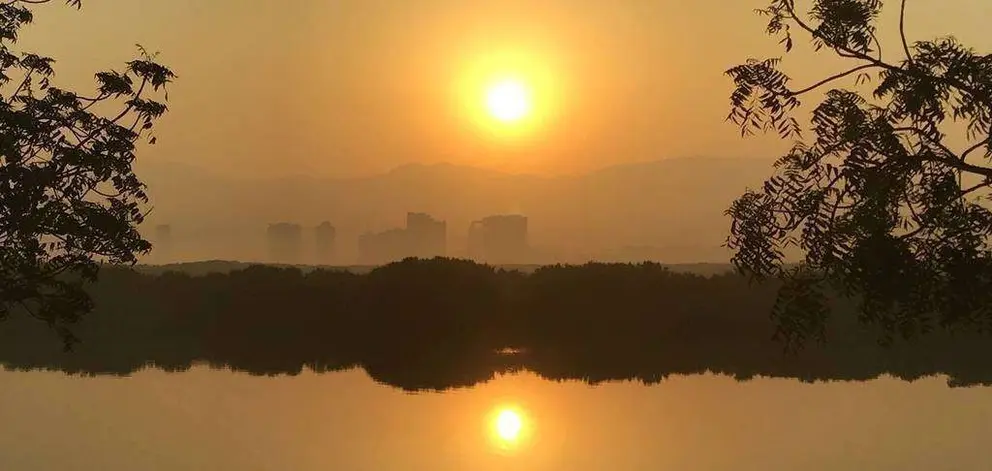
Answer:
[6,260,992,391]
[726,0,992,350]
[0,0,175,349]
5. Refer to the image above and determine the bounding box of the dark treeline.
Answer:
[1,258,990,391]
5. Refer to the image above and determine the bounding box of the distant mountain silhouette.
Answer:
[135,158,776,263]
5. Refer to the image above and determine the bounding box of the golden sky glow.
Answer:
[13,0,992,263]
[17,0,992,179]
[454,48,565,150]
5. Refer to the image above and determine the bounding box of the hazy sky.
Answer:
[18,0,992,178]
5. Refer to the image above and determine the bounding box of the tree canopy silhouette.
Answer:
[4,259,992,392]
[0,0,175,349]
[725,0,992,350]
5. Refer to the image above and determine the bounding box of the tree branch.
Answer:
[871,32,883,62]
[16,300,47,324]
[962,137,992,162]
[790,64,879,96]
[899,0,914,65]
[892,126,992,178]
[902,184,924,233]
[783,2,987,105]
[11,67,36,97]
[960,178,990,198]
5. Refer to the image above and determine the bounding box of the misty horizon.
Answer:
[135,156,777,265]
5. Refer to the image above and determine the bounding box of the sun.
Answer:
[485,79,531,123]
[453,49,567,149]
[494,408,523,442]
[453,48,566,146]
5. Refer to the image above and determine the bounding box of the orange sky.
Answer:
[17,0,992,178]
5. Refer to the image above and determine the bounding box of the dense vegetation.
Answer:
[0,0,175,348]
[727,0,992,348]
[1,258,990,392]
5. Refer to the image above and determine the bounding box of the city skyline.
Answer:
[144,209,736,266]
[134,157,761,265]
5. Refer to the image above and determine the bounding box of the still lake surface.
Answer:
[1,368,990,470]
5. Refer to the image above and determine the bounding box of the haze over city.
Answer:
[17,0,988,265]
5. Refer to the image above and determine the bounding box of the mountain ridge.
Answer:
[138,156,775,183]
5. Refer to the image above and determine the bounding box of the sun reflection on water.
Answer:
[487,404,531,454]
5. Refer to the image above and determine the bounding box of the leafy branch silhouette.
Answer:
[725,0,992,350]
[0,0,176,350]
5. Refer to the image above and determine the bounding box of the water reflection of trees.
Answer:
[1,258,990,391]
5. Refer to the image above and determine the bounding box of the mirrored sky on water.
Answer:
[1,369,990,471]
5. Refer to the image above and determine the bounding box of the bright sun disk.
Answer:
[485,80,531,123]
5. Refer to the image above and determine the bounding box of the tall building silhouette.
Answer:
[153,224,172,264]
[357,212,447,265]
[314,222,337,265]
[267,223,303,264]
[405,212,446,258]
[468,215,528,264]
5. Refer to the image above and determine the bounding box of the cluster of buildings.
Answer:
[356,212,530,265]
[357,212,447,264]
[262,212,528,266]
[467,215,529,264]
[147,216,727,265]
[148,212,530,266]
[265,221,337,265]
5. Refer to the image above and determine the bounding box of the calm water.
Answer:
[1,368,990,471]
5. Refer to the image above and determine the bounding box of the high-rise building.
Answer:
[267,223,303,264]
[314,222,336,265]
[468,220,489,260]
[406,212,446,258]
[468,215,528,264]
[356,212,447,265]
[153,224,172,264]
